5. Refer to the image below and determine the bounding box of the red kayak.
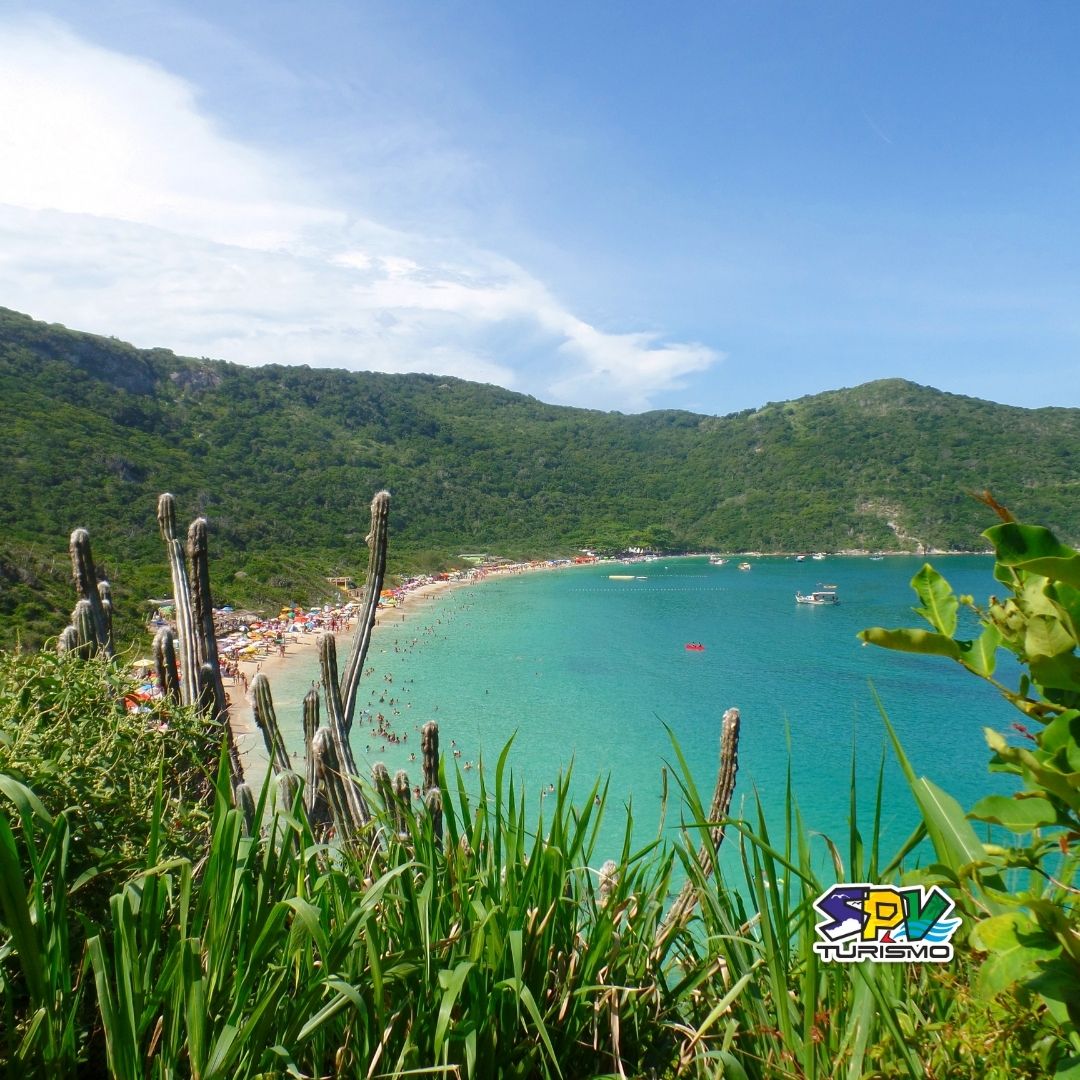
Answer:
[685,642,705,651]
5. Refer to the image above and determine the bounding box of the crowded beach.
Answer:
[130,557,586,777]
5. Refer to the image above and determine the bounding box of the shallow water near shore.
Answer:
[262,555,1019,865]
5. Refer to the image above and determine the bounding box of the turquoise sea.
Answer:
[258,555,1020,865]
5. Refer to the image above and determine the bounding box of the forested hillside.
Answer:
[2,306,1078,647]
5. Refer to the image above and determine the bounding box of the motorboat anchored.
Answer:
[796,589,839,605]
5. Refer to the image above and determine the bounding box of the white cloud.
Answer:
[0,15,722,411]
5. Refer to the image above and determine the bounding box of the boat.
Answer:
[609,574,636,580]
[738,561,752,571]
[812,553,826,561]
[709,555,727,566]
[685,642,705,651]
[795,589,839,605]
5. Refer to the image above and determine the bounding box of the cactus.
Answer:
[234,781,257,835]
[393,770,411,834]
[425,786,443,847]
[302,688,331,829]
[187,518,230,734]
[657,707,740,941]
[251,673,292,776]
[97,580,114,653]
[421,721,439,793]
[339,491,391,733]
[598,859,619,907]
[372,762,393,809]
[72,600,96,659]
[311,728,355,839]
[55,488,435,847]
[153,626,181,702]
[157,495,200,707]
[317,633,372,836]
[57,625,79,655]
[277,772,300,813]
[69,528,113,657]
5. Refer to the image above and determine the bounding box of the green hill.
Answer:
[2,306,1078,648]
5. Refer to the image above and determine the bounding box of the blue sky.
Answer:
[1,2,1077,414]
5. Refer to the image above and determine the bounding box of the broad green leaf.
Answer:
[970,912,1059,999]
[1027,957,1080,1008]
[985,523,1080,589]
[858,627,962,660]
[1024,614,1079,663]
[1029,650,1080,695]
[911,564,958,636]
[961,623,1001,678]
[969,794,1060,832]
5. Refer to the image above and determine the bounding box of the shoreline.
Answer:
[226,547,991,778]
[228,561,579,780]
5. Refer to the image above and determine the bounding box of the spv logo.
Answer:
[812,884,961,963]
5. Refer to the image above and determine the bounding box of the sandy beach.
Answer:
[228,561,581,780]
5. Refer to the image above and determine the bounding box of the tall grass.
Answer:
[0,656,1064,1076]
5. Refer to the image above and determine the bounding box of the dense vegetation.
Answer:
[3,305,1080,649]
[2,512,1078,1076]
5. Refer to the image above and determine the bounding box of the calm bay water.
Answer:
[264,555,1019,864]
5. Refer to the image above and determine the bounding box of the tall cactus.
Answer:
[188,518,229,731]
[656,707,741,942]
[318,633,372,835]
[157,495,200,707]
[339,491,391,733]
[251,673,291,776]
[97,580,114,654]
[302,688,330,829]
[156,495,244,786]
[65,528,113,657]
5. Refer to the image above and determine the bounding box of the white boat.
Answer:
[738,561,752,571]
[709,555,727,565]
[796,589,839,605]
[812,553,827,561]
